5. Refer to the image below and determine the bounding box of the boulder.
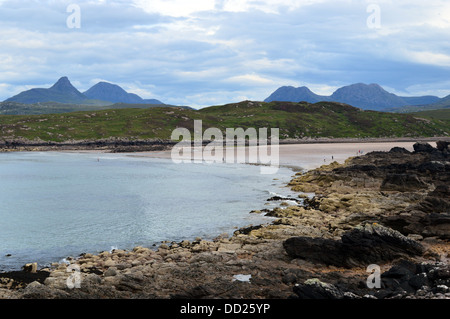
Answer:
[389,147,410,154]
[283,237,344,266]
[283,224,424,267]
[436,141,450,151]
[413,142,435,153]
[340,224,425,267]
[293,278,346,299]
[374,260,450,298]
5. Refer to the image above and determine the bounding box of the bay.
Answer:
[0,151,296,271]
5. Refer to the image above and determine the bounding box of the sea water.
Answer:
[0,151,297,271]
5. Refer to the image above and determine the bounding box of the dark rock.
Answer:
[372,260,450,298]
[341,224,425,266]
[302,196,322,210]
[0,270,50,289]
[417,161,446,173]
[413,142,435,153]
[283,224,424,267]
[234,224,264,235]
[389,147,410,154]
[408,273,429,290]
[436,141,450,151]
[293,278,346,299]
[283,237,344,266]
[380,174,428,192]
[382,260,417,279]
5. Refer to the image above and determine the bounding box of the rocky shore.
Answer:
[0,137,177,153]
[0,141,448,299]
[0,136,445,153]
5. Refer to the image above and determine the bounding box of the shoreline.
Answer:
[1,136,449,153]
[0,140,449,299]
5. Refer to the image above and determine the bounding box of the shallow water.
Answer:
[0,152,296,271]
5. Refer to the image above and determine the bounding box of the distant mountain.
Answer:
[4,77,164,106]
[264,86,330,104]
[265,83,441,111]
[83,82,163,105]
[5,77,88,104]
[401,96,441,106]
[425,93,450,109]
[330,83,409,110]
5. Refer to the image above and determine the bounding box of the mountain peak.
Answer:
[49,76,86,102]
[83,81,163,105]
[50,76,71,88]
[264,85,329,103]
[84,81,141,103]
[5,76,87,104]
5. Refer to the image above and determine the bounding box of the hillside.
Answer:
[411,108,450,121]
[418,94,450,110]
[0,101,448,143]
[0,101,174,116]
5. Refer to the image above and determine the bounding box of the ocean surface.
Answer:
[0,151,297,272]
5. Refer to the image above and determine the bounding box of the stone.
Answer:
[104,267,117,277]
[283,237,344,266]
[104,259,116,268]
[284,224,424,267]
[293,278,347,299]
[436,141,450,151]
[22,263,38,273]
[217,243,241,253]
[413,142,435,153]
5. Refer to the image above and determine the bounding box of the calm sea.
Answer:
[0,151,296,271]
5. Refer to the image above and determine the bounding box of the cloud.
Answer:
[0,0,449,107]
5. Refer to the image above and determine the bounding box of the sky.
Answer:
[0,0,449,109]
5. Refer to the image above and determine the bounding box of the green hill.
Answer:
[0,101,183,116]
[0,101,448,142]
[198,101,449,139]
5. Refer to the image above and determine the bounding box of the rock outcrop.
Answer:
[284,224,424,267]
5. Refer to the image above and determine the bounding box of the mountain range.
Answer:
[264,83,448,111]
[4,78,449,113]
[4,77,164,105]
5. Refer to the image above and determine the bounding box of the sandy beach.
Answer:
[128,141,430,171]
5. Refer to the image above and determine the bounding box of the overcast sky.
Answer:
[0,0,449,108]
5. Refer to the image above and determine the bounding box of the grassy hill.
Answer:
[0,101,448,142]
[0,101,176,116]
[411,108,450,121]
[198,101,450,139]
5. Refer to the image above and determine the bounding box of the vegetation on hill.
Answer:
[0,101,174,116]
[0,101,448,142]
